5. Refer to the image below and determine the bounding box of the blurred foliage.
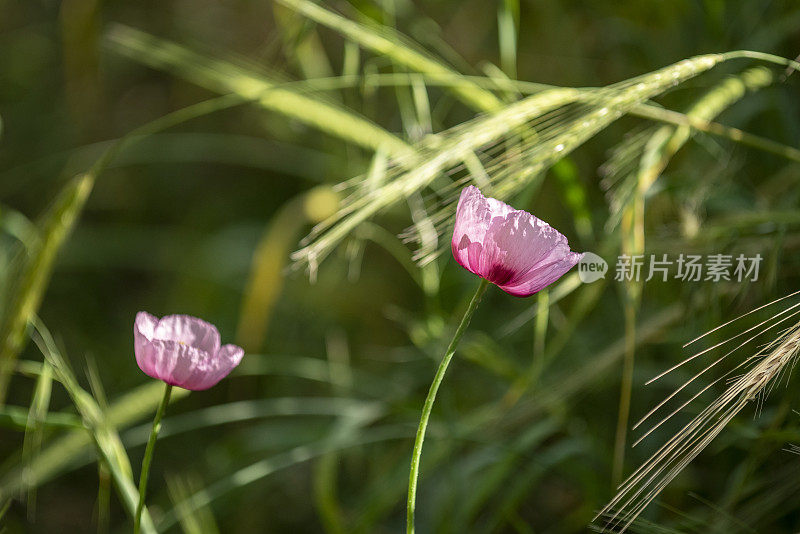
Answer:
[1,0,800,533]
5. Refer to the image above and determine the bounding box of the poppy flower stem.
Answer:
[406,278,490,534]
[134,382,173,534]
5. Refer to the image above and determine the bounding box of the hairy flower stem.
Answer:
[134,382,173,534]
[406,278,490,534]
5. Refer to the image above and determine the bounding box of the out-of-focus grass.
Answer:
[0,174,93,403]
[28,319,158,534]
[1,1,800,533]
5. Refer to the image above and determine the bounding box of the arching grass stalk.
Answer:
[134,383,173,534]
[406,278,490,534]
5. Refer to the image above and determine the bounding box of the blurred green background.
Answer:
[2,0,800,532]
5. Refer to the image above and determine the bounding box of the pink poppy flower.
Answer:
[134,312,244,391]
[451,186,583,297]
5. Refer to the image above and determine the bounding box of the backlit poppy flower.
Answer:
[451,185,583,297]
[134,312,244,390]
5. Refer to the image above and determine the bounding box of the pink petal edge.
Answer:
[133,312,243,391]
[451,186,583,297]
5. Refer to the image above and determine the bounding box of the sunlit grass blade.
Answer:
[166,472,220,534]
[295,54,728,272]
[0,207,39,302]
[0,380,189,502]
[1,133,342,188]
[273,3,335,81]
[551,157,594,242]
[123,397,386,445]
[680,289,800,349]
[273,0,501,112]
[0,173,94,404]
[237,187,339,351]
[159,422,404,530]
[27,318,158,534]
[0,205,40,254]
[0,405,82,431]
[1,368,388,496]
[603,66,777,230]
[104,23,415,159]
[293,86,580,271]
[234,353,402,397]
[20,359,52,516]
[312,450,347,534]
[352,222,426,289]
[497,0,519,80]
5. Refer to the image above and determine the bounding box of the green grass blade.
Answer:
[159,424,407,531]
[166,472,220,534]
[296,53,733,270]
[605,66,778,230]
[0,380,189,505]
[274,0,501,111]
[0,406,82,431]
[21,360,52,515]
[497,0,519,79]
[0,174,94,404]
[105,23,415,160]
[27,319,158,534]
[237,187,339,352]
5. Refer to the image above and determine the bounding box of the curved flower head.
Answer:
[134,312,244,391]
[451,186,584,297]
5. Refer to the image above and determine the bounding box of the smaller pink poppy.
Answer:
[451,186,583,297]
[134,312,244,391]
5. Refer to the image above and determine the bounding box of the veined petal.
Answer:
[154,314,221,355]
[134,311,158,362]
[498,250,584,297]
[451,185,514,272]
[195,344,245,390]
[135,339,234,391]
[451,186,583,297]
[133,312,243,390]
[135,311,158,341]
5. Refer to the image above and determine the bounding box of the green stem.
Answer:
[406,278,490,534]
[134,382,173,533]
[612,303,637,486]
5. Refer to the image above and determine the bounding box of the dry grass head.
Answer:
[596,291,800,532]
